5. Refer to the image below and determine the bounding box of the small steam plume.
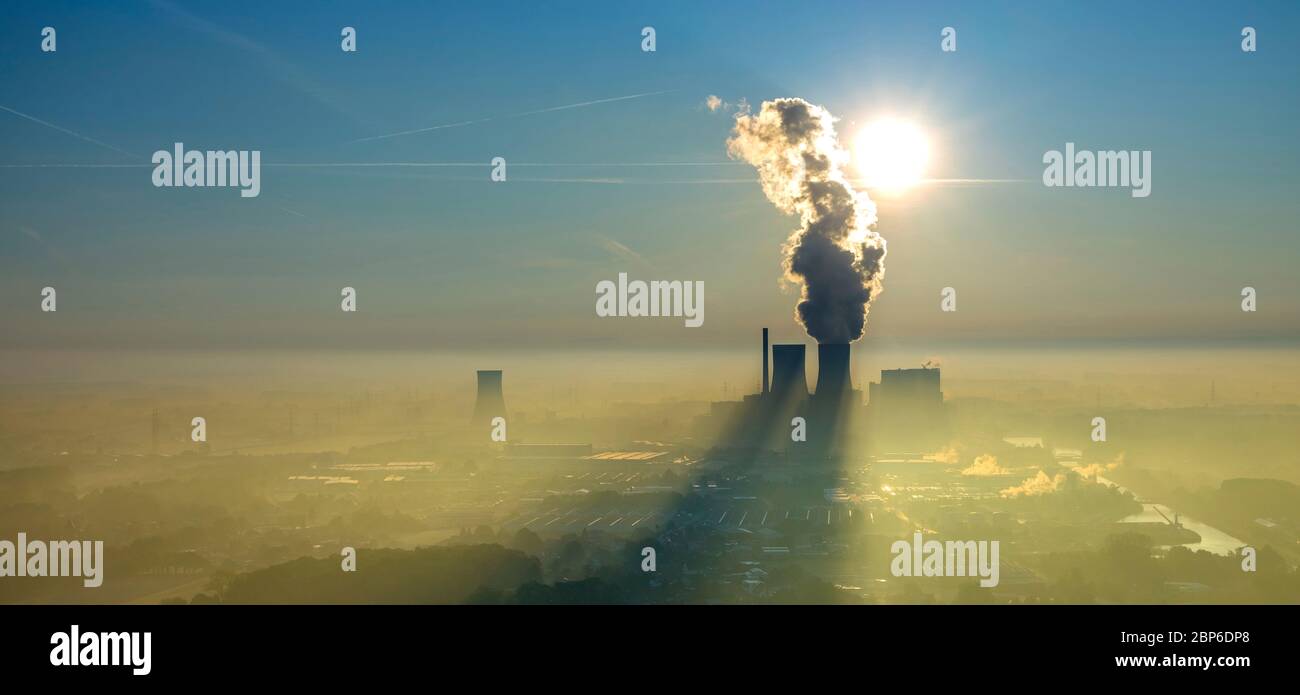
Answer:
[1003,456,1124,497]
[961,454,1010,477]
[728,98,887,343]
[1074,454,1124,480]
[926,445,960,464]
[1000,470,1068,498]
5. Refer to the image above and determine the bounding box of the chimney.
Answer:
[769,344,808,401]
[471,370,506,426]
[814,343,851,401]
[761,328,769,394]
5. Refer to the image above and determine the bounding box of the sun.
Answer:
[852,118,930,194]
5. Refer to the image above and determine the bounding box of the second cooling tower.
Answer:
[814,343,852,400]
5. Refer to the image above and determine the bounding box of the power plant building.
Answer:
[866,366,946,450]
[868,367,943,409]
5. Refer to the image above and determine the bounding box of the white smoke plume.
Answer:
[961,454,1010,477]
[728,98,887,343]
[1073,454,1124,480]
[1000,470,1068,498]
[705,94,749,115]
[926,446,960,464]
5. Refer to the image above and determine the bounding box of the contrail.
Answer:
[0,160,736,172]
[0,162,1025,190]
[149,0,364,127]
[348,90,674,144]
[0,163,149,168]
[0,161,1026,191]
[257,160,733,168]
[0,104,139,159]
[505,91,674,118]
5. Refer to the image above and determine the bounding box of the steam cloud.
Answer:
[728,98,887,343]
[926,446,960,464]
[961,454,1010,477]
[1000,470,1067,498]
[1073,454,1124,480]
[1001,455,1124,497]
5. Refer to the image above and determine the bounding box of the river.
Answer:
[1096,477,1247,556]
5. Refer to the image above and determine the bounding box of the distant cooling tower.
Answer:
[814,343,852,400]
[471,370,506,426]
[769,344,808,401]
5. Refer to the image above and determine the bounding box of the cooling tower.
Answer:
[769,344,808,401]
[471,370,506,426]
[814,343,852,400]
[761,328,770,395]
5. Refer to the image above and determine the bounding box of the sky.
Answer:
[1,0,1297,352]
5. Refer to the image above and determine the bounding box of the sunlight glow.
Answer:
[853,119,930,194]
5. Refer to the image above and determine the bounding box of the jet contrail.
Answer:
[0,104,139,159]
[260,160,735,168]
[0,163,148,168]
[348,90,674,144]
[149,0,365,127]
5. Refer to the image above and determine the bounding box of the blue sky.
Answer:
[1,0,1297,350]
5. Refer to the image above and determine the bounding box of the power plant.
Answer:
[471,369,506,429]
[695,327,948,460]
[465,326,944,458]
[760,335,857,410]
[698,328,865,460]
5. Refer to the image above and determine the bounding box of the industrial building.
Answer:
[866,366,947,451]
[868,367,943,410]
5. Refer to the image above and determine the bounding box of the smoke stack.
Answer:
[769,344,808,401]
[762,328,770,394]
[471,370,506,426]
[815,343,851,400]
